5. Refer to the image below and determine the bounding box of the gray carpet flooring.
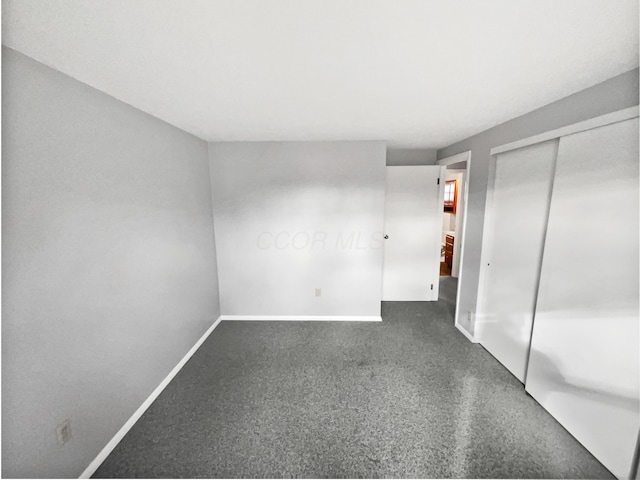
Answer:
[438,275,458,320]
[93,279,613,479]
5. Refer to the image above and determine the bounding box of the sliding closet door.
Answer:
[476,140,558,382]
[525,118,639,480]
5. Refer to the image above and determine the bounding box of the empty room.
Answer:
[2,0,639,478]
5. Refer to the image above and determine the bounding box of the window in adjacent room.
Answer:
[444,179,457,213]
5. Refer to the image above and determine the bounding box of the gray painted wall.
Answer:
[2,47,221,478]
[437,68,639,336]
[209,141,386,317]
[386,148,437,166]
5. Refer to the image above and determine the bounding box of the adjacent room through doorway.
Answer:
[437,155,468,322]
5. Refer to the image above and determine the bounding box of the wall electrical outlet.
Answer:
[315,288,322,297]
[56,419,72,445]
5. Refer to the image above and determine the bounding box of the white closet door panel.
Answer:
[477,140,558,382]
[382,166,443,301]
[525,118,639,480]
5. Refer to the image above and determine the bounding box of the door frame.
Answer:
[436,150,473,341]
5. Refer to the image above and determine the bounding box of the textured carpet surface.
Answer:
[438,276,457,320]
[94,282,613,478]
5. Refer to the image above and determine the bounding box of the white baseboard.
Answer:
[455,322,478,343]
[79,316,223,479]
[220,315,382,322]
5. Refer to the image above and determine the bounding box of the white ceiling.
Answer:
[3,0,638,149]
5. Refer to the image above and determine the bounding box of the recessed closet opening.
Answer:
[475,106,639,480]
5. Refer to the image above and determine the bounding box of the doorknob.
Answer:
[384,235,389,239]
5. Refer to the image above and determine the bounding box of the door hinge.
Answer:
[437,178,440,185]
[430,284,434,290]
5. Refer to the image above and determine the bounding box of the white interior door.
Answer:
[476,140,558,382]
[382,166,443,301]
[525,117,639,480]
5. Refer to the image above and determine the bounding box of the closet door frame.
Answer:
[475,105,639,380]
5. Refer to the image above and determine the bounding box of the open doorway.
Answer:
[440,166,466,277]
[436,152,470,327]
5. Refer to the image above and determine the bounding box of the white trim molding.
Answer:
[456,324,478,343]
[436,150,471,166]
[491,106,639,155]
[220,315,382,322]
[79,316,223,479]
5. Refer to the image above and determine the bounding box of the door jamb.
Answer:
[436,151,474,341]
